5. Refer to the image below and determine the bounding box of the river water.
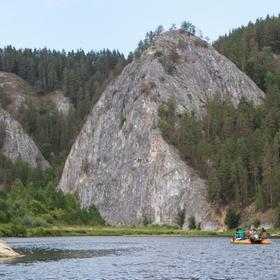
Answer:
[0,236,279,280]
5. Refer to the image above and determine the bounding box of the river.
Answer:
[0,236,279,279]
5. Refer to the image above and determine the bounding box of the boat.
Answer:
[230,238,272,245]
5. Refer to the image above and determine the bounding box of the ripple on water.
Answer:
[0,236,279,280]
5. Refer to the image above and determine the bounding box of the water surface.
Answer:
[0,236,279,279]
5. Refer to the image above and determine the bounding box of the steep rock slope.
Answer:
[0,71,35,113]
[0,108,49,169]
[49,90,73,116]
[58,30,264,229]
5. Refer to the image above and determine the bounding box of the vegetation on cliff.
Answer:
[0,49,126,229]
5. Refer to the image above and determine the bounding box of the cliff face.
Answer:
[58,30,264,229]
[49,90,73,116]
[0,108,49,169]
[0,71,35,113]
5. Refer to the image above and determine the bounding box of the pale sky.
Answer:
[1,0,280,55]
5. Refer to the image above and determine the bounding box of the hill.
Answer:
[58,30,264,229]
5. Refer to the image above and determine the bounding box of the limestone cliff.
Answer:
[0,71,35,113]
[49,90,73,116]
[0,108,49,169]
[58,30,264,229]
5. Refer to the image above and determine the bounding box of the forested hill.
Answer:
[155,15,280,227]
[0,48,127,167]
[214,15,280,93]
[0,48,127,229]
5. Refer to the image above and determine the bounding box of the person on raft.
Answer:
[234,228,245,240]
[259,228,267,239]
[248,228,268,242]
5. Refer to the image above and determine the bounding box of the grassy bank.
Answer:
[1,224,279,238]
[0,224,237,237]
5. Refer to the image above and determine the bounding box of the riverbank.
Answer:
[0,224,230,237]
[1,224,279,238]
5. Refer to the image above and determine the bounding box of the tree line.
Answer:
[159,87,280,214]
[214,14,280,93]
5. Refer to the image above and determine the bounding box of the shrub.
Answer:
[188,215,196,229]
[176,209,186,229]
[225,208,240,229]
[143,216,150,227]
[253,219,260,228]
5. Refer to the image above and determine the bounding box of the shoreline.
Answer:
[1,224,279,238]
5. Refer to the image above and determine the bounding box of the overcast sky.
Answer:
[1,0,280,55]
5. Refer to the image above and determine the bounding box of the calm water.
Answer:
[0,236,279,280]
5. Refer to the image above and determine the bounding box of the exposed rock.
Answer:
[49,90,73,116]
[0,107,50,169]
[0,71,35,113]
[0,239,21,258]
[58,30,264,229]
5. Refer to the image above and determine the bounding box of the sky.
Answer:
[1,0,280,56]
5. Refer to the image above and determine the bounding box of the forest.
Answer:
[0,47,127,228]
[158,15,280,225]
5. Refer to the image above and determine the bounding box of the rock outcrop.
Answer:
[58,30,264,229]
[0,71,35,113]
[0,240,21,258]
[50,90,73,116]
[0,108,49,169]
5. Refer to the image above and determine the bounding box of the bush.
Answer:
[143,216,150,227]
[176,209,186,229]
[188,215,196,229]
[15,215,49,227]
[253,219,260,228]
[225,208,240,229]
[0,224,27,237]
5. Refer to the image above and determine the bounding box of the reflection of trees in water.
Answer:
[1,248,120,264]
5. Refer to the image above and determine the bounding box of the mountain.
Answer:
[58,30,264,229]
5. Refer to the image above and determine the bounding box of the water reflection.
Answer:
[1,248,122,264]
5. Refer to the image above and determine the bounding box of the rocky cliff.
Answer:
[49,90,73,116]
[58,30,264,229]
[0,108,49,169]
[0,71,35,113]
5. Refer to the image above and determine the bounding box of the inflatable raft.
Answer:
[230,238,272,245]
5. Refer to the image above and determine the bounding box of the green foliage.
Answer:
[176,209,186,229]
[158,89,280,210]
[225,208,240,229]
[143,216,150,227]
[0,46,127,187]
[214,15,280,92]
[0,224,27,237]
[253,219,261,228]
[0,176,105,228]
[134,25,164,57]
[188,215,196,230]
[181,21,196,34]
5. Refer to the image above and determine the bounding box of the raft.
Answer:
[230,238,272,245]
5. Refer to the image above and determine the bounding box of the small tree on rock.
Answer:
[188,215,196,229]
[225,208,240,229]
[176,208,186,229]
